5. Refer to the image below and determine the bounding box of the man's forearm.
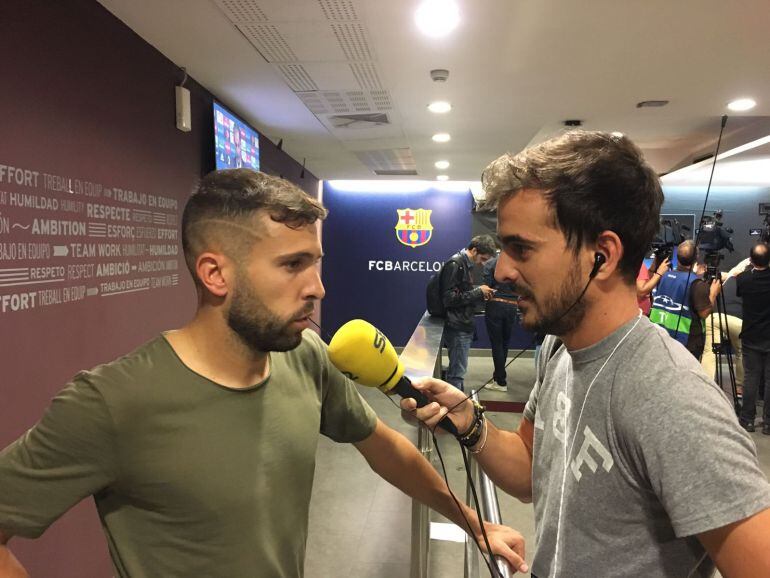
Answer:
[475,421,533,503]
[355,420,485,534]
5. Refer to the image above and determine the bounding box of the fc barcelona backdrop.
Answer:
[321,182,473,346]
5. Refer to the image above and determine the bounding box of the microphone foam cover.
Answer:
[328,319,404,392]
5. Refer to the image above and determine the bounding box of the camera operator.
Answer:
[737,243,770,434]
[637,256,670,315]
[650,240,720,360]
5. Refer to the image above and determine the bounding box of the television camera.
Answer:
[697,210,734,281]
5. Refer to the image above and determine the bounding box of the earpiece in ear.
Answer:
[590,253,606,278]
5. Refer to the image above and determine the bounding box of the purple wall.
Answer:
[0,2,314,575]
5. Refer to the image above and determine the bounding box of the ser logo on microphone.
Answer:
[373,329,386,353]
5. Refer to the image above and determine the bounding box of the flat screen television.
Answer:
[213,102,260,171]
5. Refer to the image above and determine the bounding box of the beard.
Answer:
[226,273,310,353]
[517,261,588,336]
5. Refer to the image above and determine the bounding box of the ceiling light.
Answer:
[432,132,451,143]
[611,132,624,138]
[435,160,450,169]
[415,0,460,38]
[727,98,756,112]
[436,175,450,181]
[428,101,452,114]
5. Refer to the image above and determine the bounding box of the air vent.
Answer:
[355,148,416,174]
[297,90,393,114]
[238,24,297,62]
[369,90,392,111]
[297,92,329,114]
[636,100,670,108]
[215,0,269,22]
[375,169,419,176]
[329,113,389,129]
[317,0,358,21]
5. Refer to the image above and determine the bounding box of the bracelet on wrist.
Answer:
[469,419,489,454]
[457,400,486,447]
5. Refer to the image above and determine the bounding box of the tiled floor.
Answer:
[305,352,770,577]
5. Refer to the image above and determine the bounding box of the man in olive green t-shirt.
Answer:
[0,170,527,577]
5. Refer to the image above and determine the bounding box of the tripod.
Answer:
[707,267,741,416]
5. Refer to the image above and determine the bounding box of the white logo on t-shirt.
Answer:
[570,425,614,481]
[553,391,572,443]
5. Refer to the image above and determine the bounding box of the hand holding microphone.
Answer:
[328,319,468,436]
[399,378,475,434]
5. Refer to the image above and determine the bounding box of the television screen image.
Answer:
[213,102,260,171]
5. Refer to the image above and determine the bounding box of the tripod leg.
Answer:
[716,290,740,415]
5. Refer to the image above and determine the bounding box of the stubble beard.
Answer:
[519,262,588,337]
[226,276,305,353]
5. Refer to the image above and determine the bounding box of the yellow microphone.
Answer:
[328,319,458,435]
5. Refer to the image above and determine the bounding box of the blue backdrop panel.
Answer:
[321,182,472,346]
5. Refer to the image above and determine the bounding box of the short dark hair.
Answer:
[468,235,497,256]
[677,240,696,268]
[481,131,663,283]
[182,169,327,288]
[750,243,770,268]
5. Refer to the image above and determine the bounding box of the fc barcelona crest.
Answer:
[395,208,433,248]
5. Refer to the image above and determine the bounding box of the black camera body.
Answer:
[697,211,734,254]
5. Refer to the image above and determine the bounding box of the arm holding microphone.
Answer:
[399,378,535,504]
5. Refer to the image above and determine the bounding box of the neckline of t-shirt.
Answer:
[566,315,646,365]
[158,333,272,393]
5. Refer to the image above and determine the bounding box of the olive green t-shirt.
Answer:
[0,330,377,577]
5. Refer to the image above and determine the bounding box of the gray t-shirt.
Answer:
[523,315,770,577]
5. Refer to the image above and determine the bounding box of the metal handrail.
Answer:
[403,312,513,578]
[464,391,512,578]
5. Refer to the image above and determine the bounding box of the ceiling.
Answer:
[97,0,770,181]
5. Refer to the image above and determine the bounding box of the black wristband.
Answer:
[457,400,485,447]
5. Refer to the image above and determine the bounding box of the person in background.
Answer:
[701,257,750,397]
[636,256,670,315]
[736,243,770,434]
[440,235,497,391]
[650,240,720,360]
[0,170,527,578]
[483,253,519,392]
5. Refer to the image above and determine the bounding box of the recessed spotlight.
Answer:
[611,131,624,138]
[432,132,451,143]
[428,101,452,114]
[435,160,450,169]
[436,175,450,181]
[415,0,460,38]
[727,98,756,112]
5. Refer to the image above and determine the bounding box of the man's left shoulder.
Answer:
[616,320,716,396]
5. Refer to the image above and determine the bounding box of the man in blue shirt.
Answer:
[483,254,519,392]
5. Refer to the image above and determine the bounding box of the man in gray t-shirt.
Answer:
[403,131,770,576]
